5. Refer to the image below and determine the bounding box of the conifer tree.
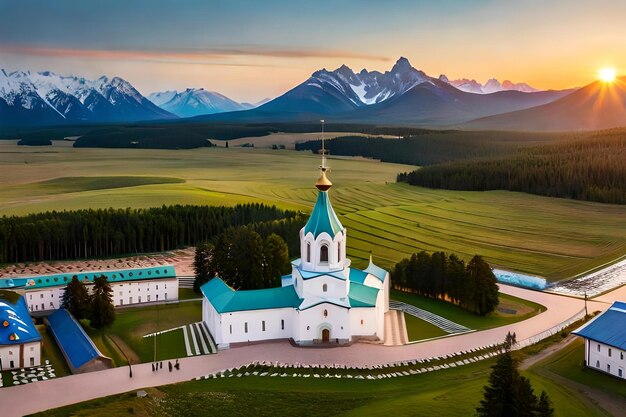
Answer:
[89,275,115,329]
[263,233,289,287]
[193,242,214,292]
[60,276,90,320]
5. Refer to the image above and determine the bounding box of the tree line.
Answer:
[194,226,291,292]
[393,251,499,316]
[398,132,626,205]
[0,204,297,263]
[61,275,115,329]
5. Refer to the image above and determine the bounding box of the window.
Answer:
[307,243,311,262]
[147,295,151,302]
[129,297,133,304]
[156,294,159,301]
[138,296,142,303]
[156,285,159,290]
[120,299,123,305]
[29,294,32,300]
[323,309,328,318]
[598,344,601,352]
[40,294,43,299]
[41,303,44,310]
[621,352,624,360]
[320,244,329,262]
[119,291,122,296]
[360,319,364,325]
[165,293,168,300]
[307,326,310,330]
[619,369,623,378]
[30,357,35,367]
[596,360,600,368]
[338,246,341,262]
[609,348,612,357]
[322,284,328,292]
[281,319,285,330]
[262,321,266,331]
[607,364,611,373]
[244,322,248,333]
[30,346,34,351]
[230,325,232,334]
[9,360,14,368]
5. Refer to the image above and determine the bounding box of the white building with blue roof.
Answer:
[202,161,389,348]
[573,301,626,379]
[0,293,42,370]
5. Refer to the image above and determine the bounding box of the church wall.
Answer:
[218,308,296,345]
[301,275,347,299]
[349,307,378,337]
[295,303,351,342]
[203,298,223,346]
[0,341,41,370]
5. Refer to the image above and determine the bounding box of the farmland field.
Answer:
[1,141,625,280]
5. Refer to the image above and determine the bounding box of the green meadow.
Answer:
[1,141,626,280]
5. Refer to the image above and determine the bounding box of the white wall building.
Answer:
[202,164,389,349]
[573,301,626,379]
[0,295,41,370]
[0,266,178,313]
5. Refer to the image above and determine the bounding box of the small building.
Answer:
[202,162,389,349]
[46,308,113,374]
[0,265,178,313]
[573,301,626,379]
[0,293,42,370]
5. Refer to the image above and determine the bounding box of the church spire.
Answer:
[315,119,333,191]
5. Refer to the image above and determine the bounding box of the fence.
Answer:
[513,308,586,350]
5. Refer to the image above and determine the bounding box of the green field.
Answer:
[32,354,607,417]
[392,290,546,331]
[83,302,202,365]
[403,313,447,341]
[1,141,626,280]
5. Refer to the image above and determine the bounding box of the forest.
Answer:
[393,251,499,316]
[398,131,626,204]
[295,131,559,165]
[0,204,301,263]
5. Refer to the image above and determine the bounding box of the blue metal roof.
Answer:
[47,309,101,370]
[348,268,368,284]
[201,278,302,313]
[348,282,379,307]
[0,266,176,290]
[573,301,626,349]
[304,191,343,238]
[0,295,41,345]
[363,259,388,282]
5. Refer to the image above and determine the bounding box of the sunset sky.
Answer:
[1,0,624,102]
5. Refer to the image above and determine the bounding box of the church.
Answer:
[201,160,389,348]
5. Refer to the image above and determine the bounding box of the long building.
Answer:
[573,301,626,379]
[0,265,178,313]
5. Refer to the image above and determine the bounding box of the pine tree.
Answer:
[193,242,214,292]
[60,276,90,320]
[263,233,289,287]
[89,275,115,329]
[466,255,499,315]
[536,391,554,417]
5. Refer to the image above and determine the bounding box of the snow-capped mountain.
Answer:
[444,76,539,94]
[0,70,175,126]
[148,88,251,117]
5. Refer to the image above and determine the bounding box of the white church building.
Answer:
[201,162,389,348]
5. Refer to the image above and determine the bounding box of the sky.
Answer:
[1,0,625,102]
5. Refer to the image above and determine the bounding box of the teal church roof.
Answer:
[348,282,379,307]
[348,268,368,284]
[201,278,302,313]
[304,191,344,238]
[364,260,388,282]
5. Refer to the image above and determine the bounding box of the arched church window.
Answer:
[323,309,328,318]
[322,283,327,292]
[320,244,329,263]
[306,243,311,262]
[338,245,341,262]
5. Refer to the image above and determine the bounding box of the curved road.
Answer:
[1,284,618,417]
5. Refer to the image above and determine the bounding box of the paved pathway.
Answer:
[1,283,620,417]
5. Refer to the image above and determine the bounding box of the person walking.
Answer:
[168,361,172,372]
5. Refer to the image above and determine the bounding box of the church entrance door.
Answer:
[322,328,330,342]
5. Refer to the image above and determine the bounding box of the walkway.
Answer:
[389,300,471,333]
[0,283,619,417]
[182,322,216,356]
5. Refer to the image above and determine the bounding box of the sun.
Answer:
[598,67,616,82]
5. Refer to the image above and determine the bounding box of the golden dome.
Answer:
[315,167,332,191]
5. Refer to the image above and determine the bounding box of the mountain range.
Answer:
[199,57,571,125]
[440,76,538,94]
[147,88,257,118]
[0,69,174,125]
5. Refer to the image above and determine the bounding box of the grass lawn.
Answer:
[32,356,607,417]
[178,288,201,300]
[391,290,546,331]
[1,143,625,281]
[535,338,626,399]
[83,301,202,365]
[403,313,447,341]
[38,324,71,377]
